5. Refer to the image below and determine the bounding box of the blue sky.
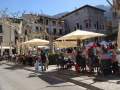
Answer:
[0,0,109,15]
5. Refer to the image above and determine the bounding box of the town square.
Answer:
[0,0,120,90]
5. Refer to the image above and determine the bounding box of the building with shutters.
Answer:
[60,5,106,34]
[0,18,22,55]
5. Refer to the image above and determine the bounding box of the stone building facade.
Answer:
[21,14,64,42]
[0,5,109,55]
[112,0,120,31]
[60,5,106,34]
[0,18,21,55]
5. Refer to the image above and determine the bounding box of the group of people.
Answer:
[1,41,119,76]
[7,50,49,72]
[56,42,120,76]
[34,51,49,72]
[76,42,119,75]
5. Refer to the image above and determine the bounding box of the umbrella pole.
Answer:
[77,39,81,51]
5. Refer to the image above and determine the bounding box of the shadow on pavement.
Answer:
[3,62,24,70]
[46,84,76,88]
[117,81,120,84]
[4,64,23,70]
[27,69,104,90]
[3,62,120,90]
[38,74,65,85]
[27,72,65,85]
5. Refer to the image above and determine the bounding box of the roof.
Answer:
[53,12,69,19]
[22,13,58,20]
[60,5,105,19]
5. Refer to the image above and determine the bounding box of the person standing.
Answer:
[45,54,49,70]
[41,51,47,71]
[35,56,40,72]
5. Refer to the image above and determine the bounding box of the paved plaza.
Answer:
[0,61,120,90]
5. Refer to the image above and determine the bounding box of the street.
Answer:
[0,62,86,90]
[1,61,120,90]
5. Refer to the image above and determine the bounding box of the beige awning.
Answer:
[56,29,105,41]
[22,38,49,46]
[0,46,14,49]
[54,41,77,48]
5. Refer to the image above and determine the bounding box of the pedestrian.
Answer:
[75,51,82,73]
[41,51,47,71]
[35,57,40,72]
[45,55,49,70]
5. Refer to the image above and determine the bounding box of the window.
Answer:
[0,36,3,43]
[80,25,82,29]
[96,21,99,29]
[0,25,3,33]
[89,23,91,28]
[38,18,43,24]
[25,30,27,35]
[86,23,89,28]
[45,36,48,40]
[46,28,49,33]
[76,23,79,29]
[46,19,49,25]
[113,12,117,18]
[40,27,42,31]
[52,21,56,26]
[59,29,62,35]
[53,28,56,35]
[36,26,39,30]
[84,19,90,29]
[36,26,39,32]
[102,25,104,29]
[94,24,96,29]
[74,27,76,30]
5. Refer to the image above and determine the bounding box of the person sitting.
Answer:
[75,51,83,73]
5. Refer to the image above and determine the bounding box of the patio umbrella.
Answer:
[54,41,77,48]
[56,29,105,41]
[22,38,49,46]
[37,46,49,49]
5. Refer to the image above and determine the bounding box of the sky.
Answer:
[0,0,109,16]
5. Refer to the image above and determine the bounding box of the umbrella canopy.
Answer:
[56,29,105,41]
[37,46,49,49]
[0,46,14,49]
[54,41,77,48]
[22,38,49,46]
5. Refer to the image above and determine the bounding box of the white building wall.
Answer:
[62,6,106,34]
